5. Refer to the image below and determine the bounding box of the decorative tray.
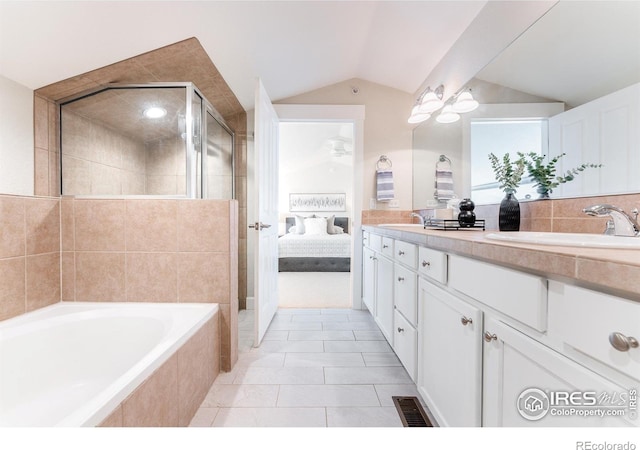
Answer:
[424,218,486,231]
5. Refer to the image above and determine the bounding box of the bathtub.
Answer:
[0,301,218,427]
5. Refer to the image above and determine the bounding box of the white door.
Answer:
[253,79,279,346]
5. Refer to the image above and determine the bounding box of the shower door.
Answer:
[203,109,234,199]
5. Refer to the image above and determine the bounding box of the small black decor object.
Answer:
[499,192,521,231]
[457,198,476,227]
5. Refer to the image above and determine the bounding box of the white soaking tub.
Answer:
[0,301,218,427]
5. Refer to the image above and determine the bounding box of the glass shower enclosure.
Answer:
[59,82,234,199]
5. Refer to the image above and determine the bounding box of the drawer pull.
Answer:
[397,276,405,282]
[609,332,639,352]
[422,260,430,268]
[398,250,405,256]
[484,332,497,343]
[397,327,405,333]
[461,317,473,326]
[383,244,389,249]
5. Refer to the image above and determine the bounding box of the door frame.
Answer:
[273,104,365,309]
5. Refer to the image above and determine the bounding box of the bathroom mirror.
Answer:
[412,1,640,208]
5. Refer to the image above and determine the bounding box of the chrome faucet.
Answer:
[410,212,426,226]
[582,204,640,237]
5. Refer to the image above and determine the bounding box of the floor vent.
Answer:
[392,396,433,427]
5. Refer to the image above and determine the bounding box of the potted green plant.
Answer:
[518,152,602,199]
[488,152,525,231]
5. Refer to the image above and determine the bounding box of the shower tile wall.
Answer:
[33,38,249,309]
[0,194,60,321]
[61,110,187,196]
[145,137,187,196]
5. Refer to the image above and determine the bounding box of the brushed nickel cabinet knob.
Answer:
[609,332,639,352]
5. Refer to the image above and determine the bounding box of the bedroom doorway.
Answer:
[277,121,354,309]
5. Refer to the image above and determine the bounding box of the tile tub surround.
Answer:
[365,224,640,300]
[99,313,220,427]
[189,308,420,427]
[0,194,60,321]
[0,194,237,372]
[61,197,239,371]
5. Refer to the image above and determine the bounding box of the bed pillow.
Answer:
[331,225,344,234]
[293,215,307,234]
[303,217,328,235]
[325,215,344,235]
[288,225,298,234]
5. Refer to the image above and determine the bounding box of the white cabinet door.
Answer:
[483,317,636,427]
[394,263,417,326]
[418,279,483,427]
[394,310,417,382]
[362,246,376,314]
[375,254,394,344]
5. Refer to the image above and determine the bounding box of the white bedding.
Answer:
[278,233,351,258]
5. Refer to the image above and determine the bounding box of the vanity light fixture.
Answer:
[407,104,431,124]
[417,84,445,113]
[436,104,460,124]
[143,106,167,119]
[451,90,479,113]
[408,84,478,124]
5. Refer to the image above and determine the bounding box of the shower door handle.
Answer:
[249,222,271,231]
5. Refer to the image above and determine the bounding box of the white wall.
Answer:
[279,122,353,231]
[277,78,414,211]
[0,75,34,195]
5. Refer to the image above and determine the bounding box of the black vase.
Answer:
[499,192,520,231]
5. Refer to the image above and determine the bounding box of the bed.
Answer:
[278,216,351,272]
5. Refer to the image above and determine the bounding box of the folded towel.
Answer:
[435,168,454,201]
[376,169,395,201]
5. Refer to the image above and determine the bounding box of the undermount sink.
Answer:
[485,232,640,249]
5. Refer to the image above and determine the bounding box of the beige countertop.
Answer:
[363,225,640,300]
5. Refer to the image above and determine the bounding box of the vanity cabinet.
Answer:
[483,316,633,427]
[362,234,394,343]
[418,278,482,426]
[548,281,640,382]
[363,227,638,427]
[392,241,419,381]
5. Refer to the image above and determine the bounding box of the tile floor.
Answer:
[189,307,423,427]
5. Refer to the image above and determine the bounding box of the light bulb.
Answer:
[451,91,479,113]
[436,105,460,123]
[418,91,444,114]
[143,107,167,119]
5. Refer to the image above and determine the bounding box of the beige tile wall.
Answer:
[61,110,148,196]
[0,194,60,321]
[99,313,220,427]
[33,38,248,311]
[472,192,640,232]
[364,193,640,232]
[61,197,238,371]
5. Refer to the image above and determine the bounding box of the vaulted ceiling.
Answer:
[0,1,486,109]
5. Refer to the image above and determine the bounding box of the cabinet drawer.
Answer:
[548,282,640,381]
[394,310,417,382]
[418,247,447,284]
[449,255,547,332]
[394,240,417,269]
[394,264,417,326]
[369,233,382,253]
[381,236,394,258]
